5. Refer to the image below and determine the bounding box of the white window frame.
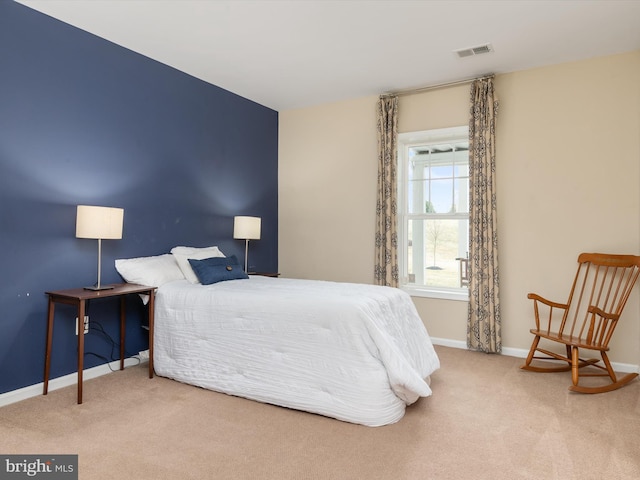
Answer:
[398,126,469,301]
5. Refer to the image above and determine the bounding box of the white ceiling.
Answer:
[16,0,640,112]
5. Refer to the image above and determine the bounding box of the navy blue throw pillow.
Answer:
[188,255,249,285]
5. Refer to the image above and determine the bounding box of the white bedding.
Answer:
[154,276,440,426]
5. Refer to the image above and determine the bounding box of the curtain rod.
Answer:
[382,73,494,98]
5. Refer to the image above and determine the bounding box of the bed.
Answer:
[115,247,440,427]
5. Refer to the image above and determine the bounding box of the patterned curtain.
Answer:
[467,77,502,353]
[374,96,399,287]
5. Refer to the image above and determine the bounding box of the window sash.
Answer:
[398,127,469,298]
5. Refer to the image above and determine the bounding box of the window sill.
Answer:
[401,285,469,302]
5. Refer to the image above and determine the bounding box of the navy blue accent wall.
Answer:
[0,2,278,395]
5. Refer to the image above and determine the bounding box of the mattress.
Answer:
[153,276,440,426]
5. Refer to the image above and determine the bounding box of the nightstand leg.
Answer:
[120,297,126,370]
[148,290,155,379]
[43,298,55,395]
[77,300,85,404]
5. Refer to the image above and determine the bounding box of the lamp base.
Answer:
[83,285,115,291]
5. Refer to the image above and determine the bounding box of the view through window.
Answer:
[398,126,469,297]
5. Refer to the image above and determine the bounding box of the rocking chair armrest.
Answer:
[587,305,619,321]
[527,293,568,310]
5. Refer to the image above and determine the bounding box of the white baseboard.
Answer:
[2,341,638,408]
[0,356,147,408]
[430,337,640,374]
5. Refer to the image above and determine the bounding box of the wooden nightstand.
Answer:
[43,283,156,404]
[248,272,280,277]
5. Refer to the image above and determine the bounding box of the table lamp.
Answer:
[76,205,124,290]
[233,216,261,272]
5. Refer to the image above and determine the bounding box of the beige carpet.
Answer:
[1,345,639,480]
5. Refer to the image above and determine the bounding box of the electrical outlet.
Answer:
[75,315,89,335]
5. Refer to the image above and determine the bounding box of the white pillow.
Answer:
[115,254,185,287]
[170,246,226,284]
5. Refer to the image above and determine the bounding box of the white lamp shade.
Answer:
[76,205,124,240]
[233,216,261,240]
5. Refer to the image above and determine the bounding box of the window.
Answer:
[398,126,469,300]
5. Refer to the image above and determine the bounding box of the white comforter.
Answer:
[153,276,440,426]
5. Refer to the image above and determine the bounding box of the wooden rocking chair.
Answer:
[521,252,640,393]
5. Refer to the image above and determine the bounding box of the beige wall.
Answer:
[279,50,640,366]
[279,96,378,283]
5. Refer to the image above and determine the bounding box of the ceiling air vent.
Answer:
[455,43,493,58]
